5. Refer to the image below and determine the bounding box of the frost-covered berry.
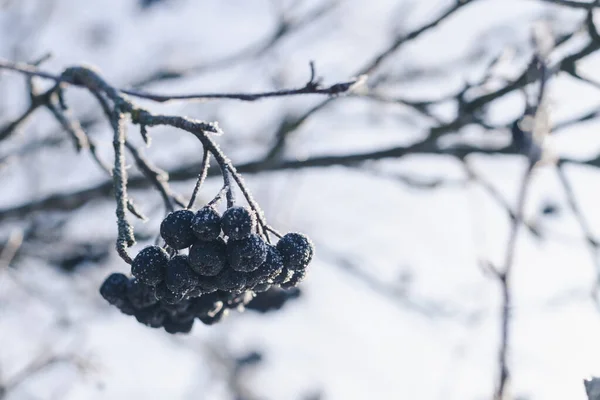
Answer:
[163,317,194,334]
[227,234,267,272]
[198,308,228,325]
[221,206,256,240]
[276,232,314,270]
[271,267,293,285]
[134,305,165,328]
[100,272,129,307]
[155,282,186,304]
[195,274,219,294]
[131,245,168,286]
[127,278,158,309]
[185,287,203,298]
[280,269,307,288]
[215,268,247,292]
[189,239,227,276]
[160,210,195,249]
[191,206,221,241]
[165,255,196,293]
[246,245,283,285]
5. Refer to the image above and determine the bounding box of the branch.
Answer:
[0,59,360,104]
[539,0,600,9]
[357,0,482,75]
[0,141,521,220]
[110,110,135,264]
[493,163,534,400]
[121,62,364,103]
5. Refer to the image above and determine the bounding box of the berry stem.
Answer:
[265,225,283,239]
[220,165,235,208]
[187,148,210,209]
[208,185,227,207]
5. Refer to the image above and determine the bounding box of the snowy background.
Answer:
[2,0,600,399]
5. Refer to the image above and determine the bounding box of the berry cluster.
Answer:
[100,205,314,333]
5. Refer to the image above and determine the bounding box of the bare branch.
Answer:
[110,110,135,264]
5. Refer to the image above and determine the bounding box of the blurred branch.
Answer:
[0,141,520,220]
[0,229,23,269]
[262,0,482,161]
[358,0,482,76]
[319,248,472,320]
[539,0,600,9]
[0,351,90,400]
[492,163,534,400]
[462,161,542,238]
[129,1,338,88]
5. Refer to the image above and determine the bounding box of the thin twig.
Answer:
[45,99,89,152]
[208,186,228,207]
[493,163,534,400]
[187,148,210,209]
[110,110,135,264]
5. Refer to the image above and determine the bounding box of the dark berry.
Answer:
[271,267,293,285]
[227,234,268,272]
[160,210,195,250]
[245,245,284,287]
[127,278,158,309]
[191,206,222,241]
[246,287,301,313]
[276,233,314,270]
[116,301,136,316]
[252,283,271,293]
[220,290,254,309]
[215,268,247,292]
[198,308,228,325]
[221,206,256,240]
[100,272,129,307]
[189,239,227,276]
[173,311,195,323]
[165,255,196,293]
[155,282,186,304]
[195,274,219,294]
[280,269,307,288]
[188,294,223,318]
[160,298,190,317]
[131,245,168,286]
[185,287,203,298]
[134,305,165,328]
[163,317,194,334]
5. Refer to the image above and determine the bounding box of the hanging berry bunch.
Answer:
[0,62,351,333]
[99,124,314,333]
